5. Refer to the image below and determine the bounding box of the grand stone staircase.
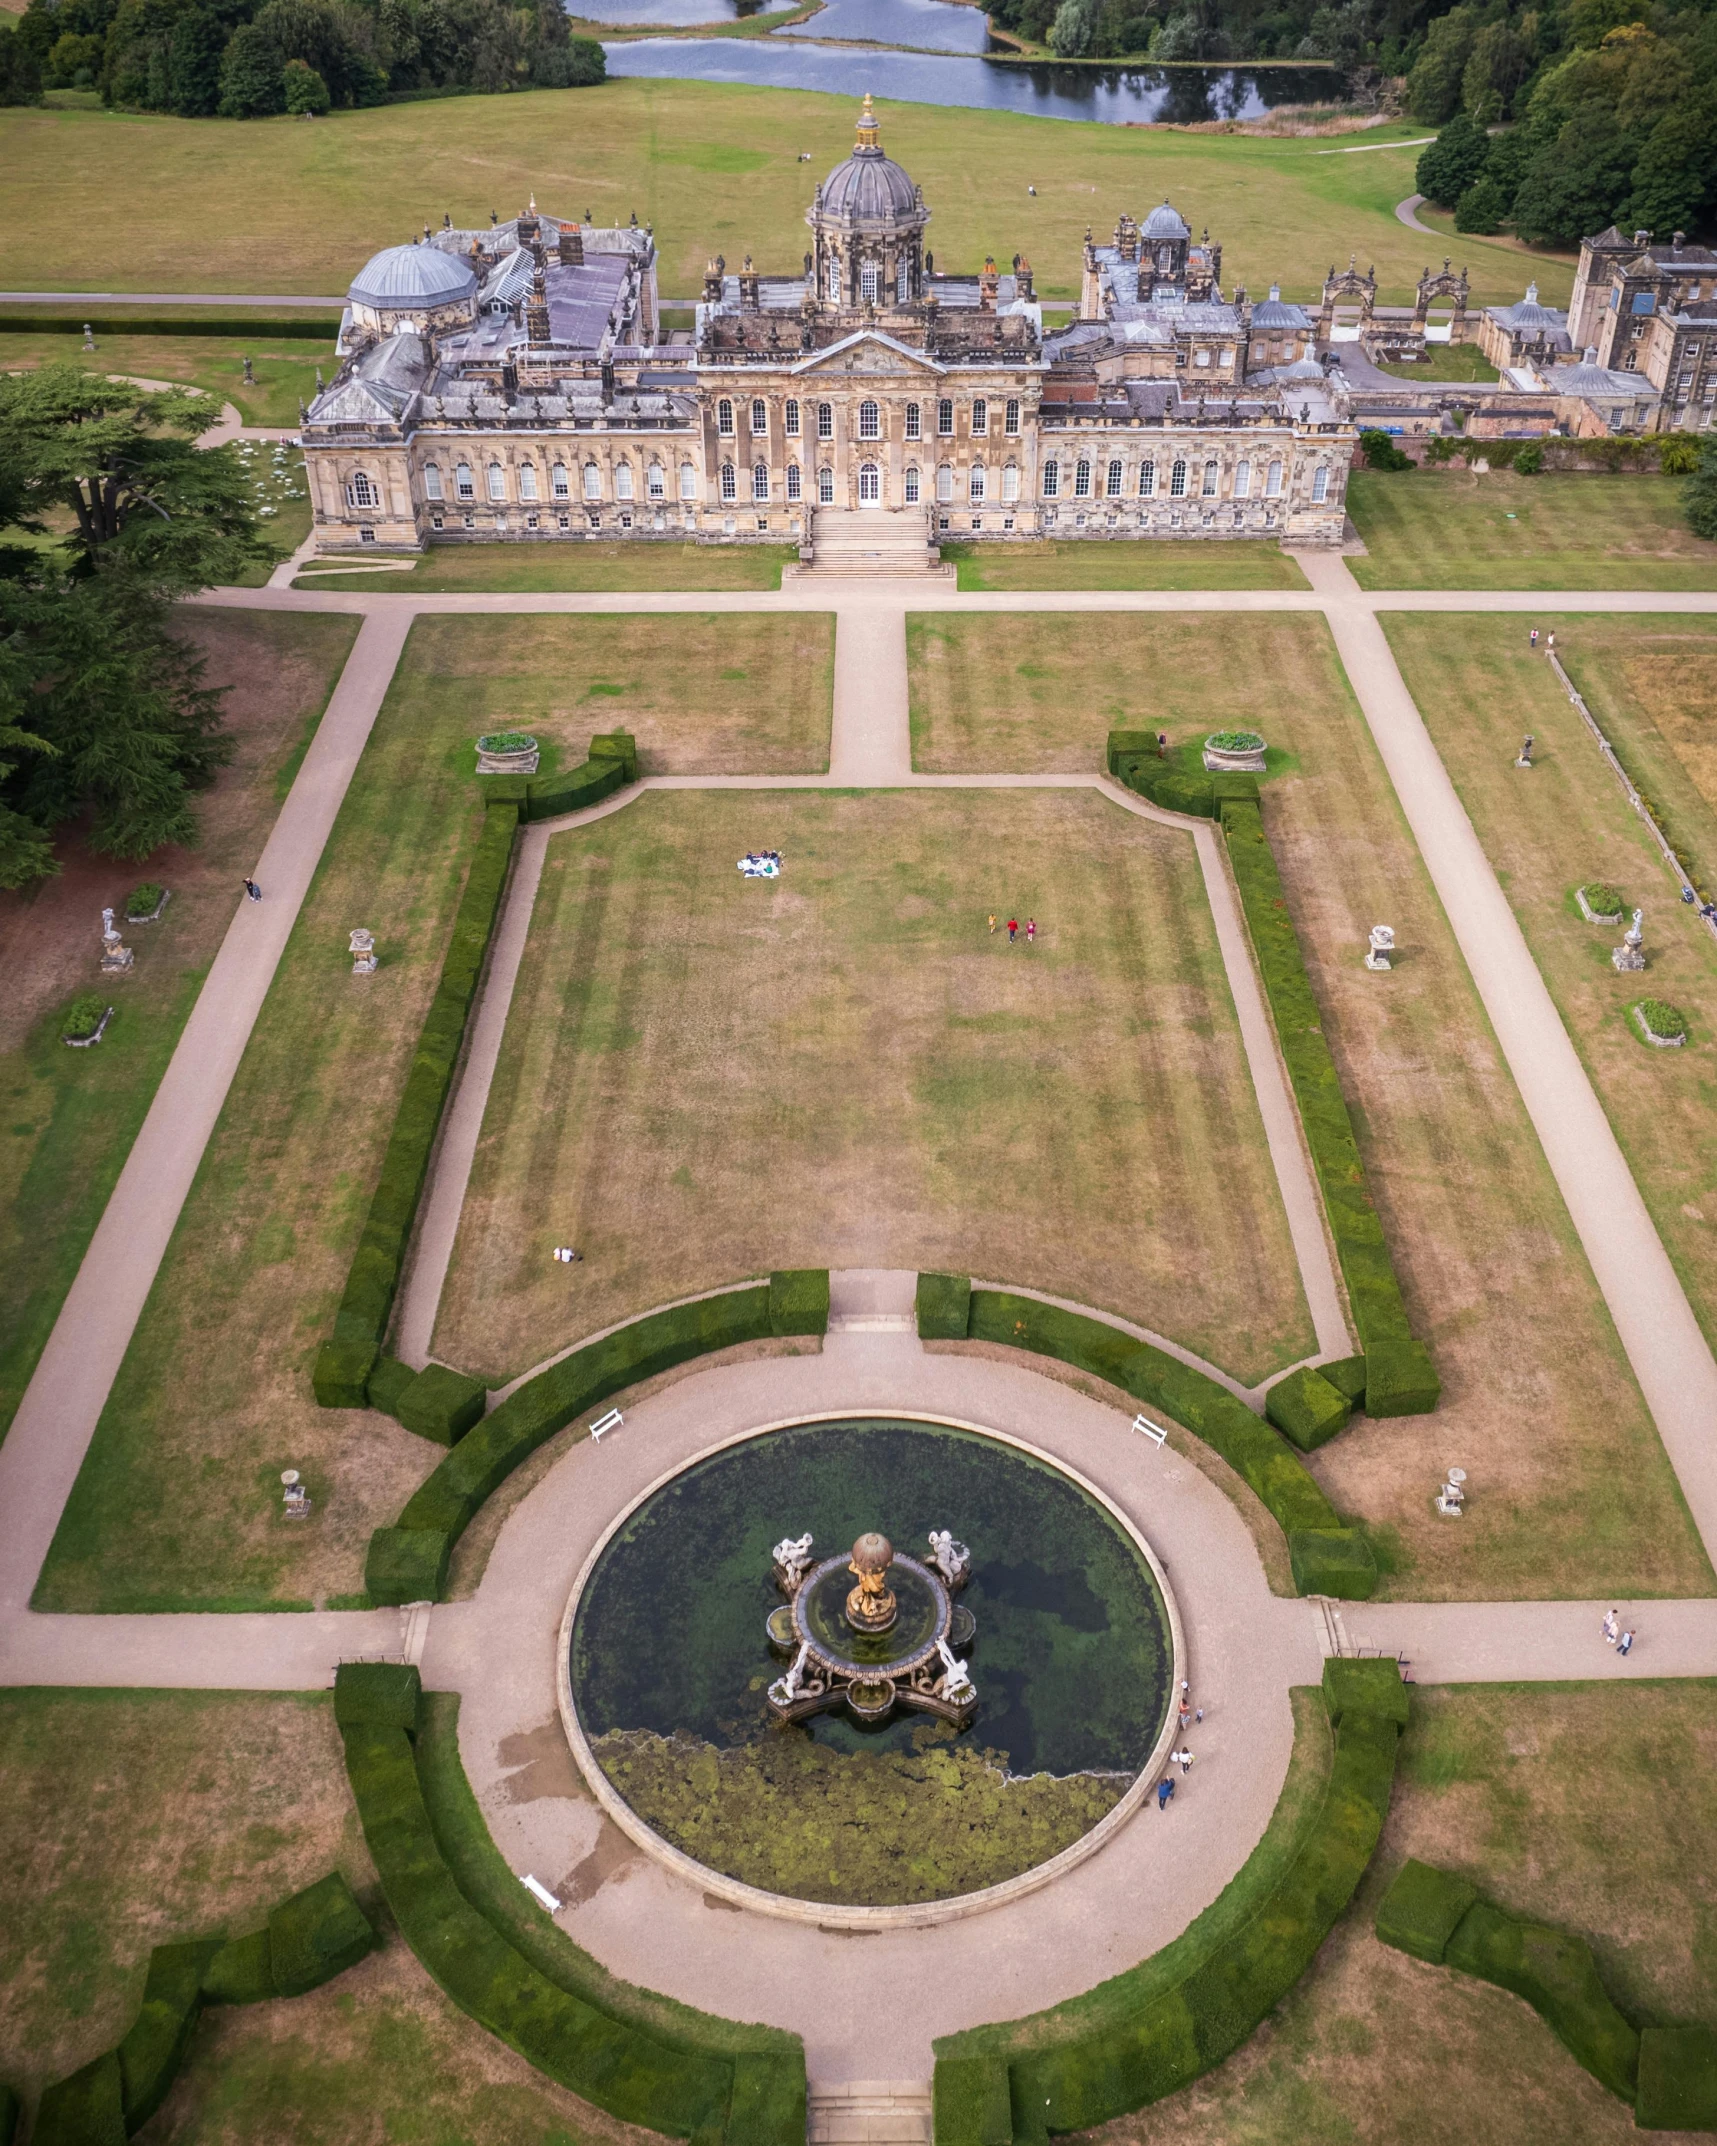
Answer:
[793,506,950,579]
[807,2079,934,2143]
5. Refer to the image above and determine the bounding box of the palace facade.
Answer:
[301,97,1358,555]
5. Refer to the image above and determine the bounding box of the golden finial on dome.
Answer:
[528,193,538,214]
[855,93,879,150]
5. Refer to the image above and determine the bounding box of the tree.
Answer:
[1627,103,1717,238]
[1407,4,1478,124]
[0,20,44,102]
[282,52,329,106]
[1455,174,1509,230]
[1360,428,1414,471]
[1416,110,1489,207]
[1511,104,1638,245]
[1687,439,1717,544]
[168,7,228,114]
[1461,20,1533,123]
[217,19,284,111]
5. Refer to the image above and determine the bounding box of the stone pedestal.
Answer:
[349,927,377,976]
[1612,909,1646,972]
[1365,925,1395,972]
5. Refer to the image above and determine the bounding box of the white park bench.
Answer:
[589,1407,623,1443]
[1131,1414,1168,1448]
[521,1874,562,1912]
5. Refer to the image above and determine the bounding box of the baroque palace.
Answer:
[302,96,1357,557]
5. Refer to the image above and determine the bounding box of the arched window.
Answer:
[858,461,880,503]
[904,465,920,504]
[719,462,737,502]
[969,465,986,503]
[1139,461,1156,498]
[937,398,954,436]
[1170,459,1188,498]
[348,471,377,508]
[972,399,988,437]
[423,465,443,500]
[750,399,767,434]
[615,463,634,501]
[904,402,921,441]
[1265,459,1284,498]
[1235,460,1251,499]
[817,467,835,504]
[786,463,802,501]
[1073,459,1092,499]
[1042,460,1060,498]
[717,399,734,437]
[679,462,698,501]
[486,463,505,502]
[518,463,538,501]
[827,257,842,303]
[1002,464,1019,502]
[582,464,600,501]
[551,463,570,499]
[785,399,801,437]
[1105,459,1124,498]
[1005,398,1020,436]
[861,263,879,303]
[935,464,954,503]
[753,462,769,501]
[817,402,834,440]
[1202,460,1219,497]
[646,462,666,501]
[859,400,880,440]
[456,463,475,501]
[1312,465,1330,503]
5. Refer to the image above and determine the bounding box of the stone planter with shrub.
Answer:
[1202,729,1267,774]
[475,732,540,776]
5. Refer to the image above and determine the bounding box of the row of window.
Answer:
[1039,455,1328,504]
[716,397,1022,441]
[822,257,912,304]
[709,460,1026,505]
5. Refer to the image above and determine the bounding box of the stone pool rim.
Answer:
[555,1407,1185,1930]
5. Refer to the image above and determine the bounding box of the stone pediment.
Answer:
[791,330,945,379]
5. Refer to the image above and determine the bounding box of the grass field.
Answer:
[0,87,1565,308]
[384,612,834,772]
[433,787,1316,1388]
[1375,342,1501,384]
[1100,1681,1717,2145]
[30,618,832,1612]
[1347,470,1717,592]
[0,331,332,428]
[938,539,1307,592]
[907,610,1332,772]
[1388,615,1717,1354]
[296,540,795,594]
[0,611,358,1448]
[904,611,1709,1598]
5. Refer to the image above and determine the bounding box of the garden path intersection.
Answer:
[6,560,1717,2093]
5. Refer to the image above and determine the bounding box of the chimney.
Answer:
[1016,257,1034,301]
[560,222,584,266]
[703,255,725,305]
[739,254,759,310]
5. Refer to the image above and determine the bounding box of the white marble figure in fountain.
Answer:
[927,1529,971,1589]
[936,1638,975,1704]
[769,1640,812,1710]
[772,1533,814,1593]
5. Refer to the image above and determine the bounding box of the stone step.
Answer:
[807,2081,934,2144]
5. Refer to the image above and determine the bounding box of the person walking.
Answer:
[987,913,997,935]
[1178,1698,1191,1732]
[1174,1748,1194,1776]
[1547,630,1557,656]
[1156,1775,1175,1811]
[1026,918,1036,945]
[1529,628,1539,651]
[1618,1628,1635,1657]
[1602,1609,1619,1646]
[1007,918,1018,944]
[243,878,262,903]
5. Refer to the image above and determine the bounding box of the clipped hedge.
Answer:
[917,1270,973,1341]
[366,1278,821,1605]
[932,1659,1404,2139]
[962,1287,1374,1597]
[518,731,636,823]
[396,1362,488,1445]
[1107,731,1261,822]
[1373,1856,1476,1963]
[1264,1364,1351,1452]
[314,799,520,1409]
[1217,797,1438,1419]
[30,1874,374,2143]
[337,1664,803,2142]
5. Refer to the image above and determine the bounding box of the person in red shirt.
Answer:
[1007,918,1018,943]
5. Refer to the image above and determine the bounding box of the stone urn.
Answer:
[475,732,540,776]
[1202,730,1267,774]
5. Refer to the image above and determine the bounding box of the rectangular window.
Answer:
[718,400,734,437]
[456,464,475,501]
[647,465,665,500]
[423,465,443,500]
[904,466,920,503]
[753,464,769,501]
[785,399,801,437]
[1632,292,1656,314]
[1202,460,1218,497]
[905,402,921,440]
[1234,461,1250,499]
[970,467,986,502]
[859,401,880,440]
[1001,465,1019,502]
[720,463,737,501]
[1005,398,1020,436]
[786,463,802,501]
[817,403,834,440]
[1265,460,1284,498]
[751,399,767,433]
[972,399,988,436]
[615,464,634,500]
[1139,461,1155,498]
[486,464,505,502]
[519,464,538,501]
[583,465,600,501]
[1042,460,1059,498]
[937,398,954,435]
[552,463,569,499]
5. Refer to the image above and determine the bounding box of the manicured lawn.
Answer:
[938,539,1307,592]
[1100,1681,1717,2146]
[0,90,1565,308]
[0,331,332,428]
[1347,470,1717,591]
[296,539,795,594]
[907,610,1334,772]
[1388,616,1717,1362]
[1374,342,1500,385]
[0,611,358,1446]
[31,616,832,1612]
[434,788,1316,1389]
[379,612,834,773]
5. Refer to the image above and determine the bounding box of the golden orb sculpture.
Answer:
[845,1531,898,1633]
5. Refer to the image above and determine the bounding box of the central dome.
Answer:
[819,94,922,223]
[348,243,477,311]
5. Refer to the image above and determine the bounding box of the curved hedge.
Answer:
[366,1273,828,1605]
[27,1874,374,2145]
[928,1282,1375,1600]
[1107,731,1260,822]
[931,1657,1405,2142]
[337,1664,804,2143]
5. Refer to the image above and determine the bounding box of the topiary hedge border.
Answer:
[336,1663,805,2143]
[923,1281,1375,1600]
[1376,1858,1717,2129]
[365,1274,829,1606]
[930,1657,1405,2141]
[24,1873,375,2145]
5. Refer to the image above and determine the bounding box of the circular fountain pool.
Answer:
[563,1415,1178,1911]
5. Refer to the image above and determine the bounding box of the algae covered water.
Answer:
[569,1417,1173,1902]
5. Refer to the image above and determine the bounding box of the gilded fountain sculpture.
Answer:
[764,1527,977,1728]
